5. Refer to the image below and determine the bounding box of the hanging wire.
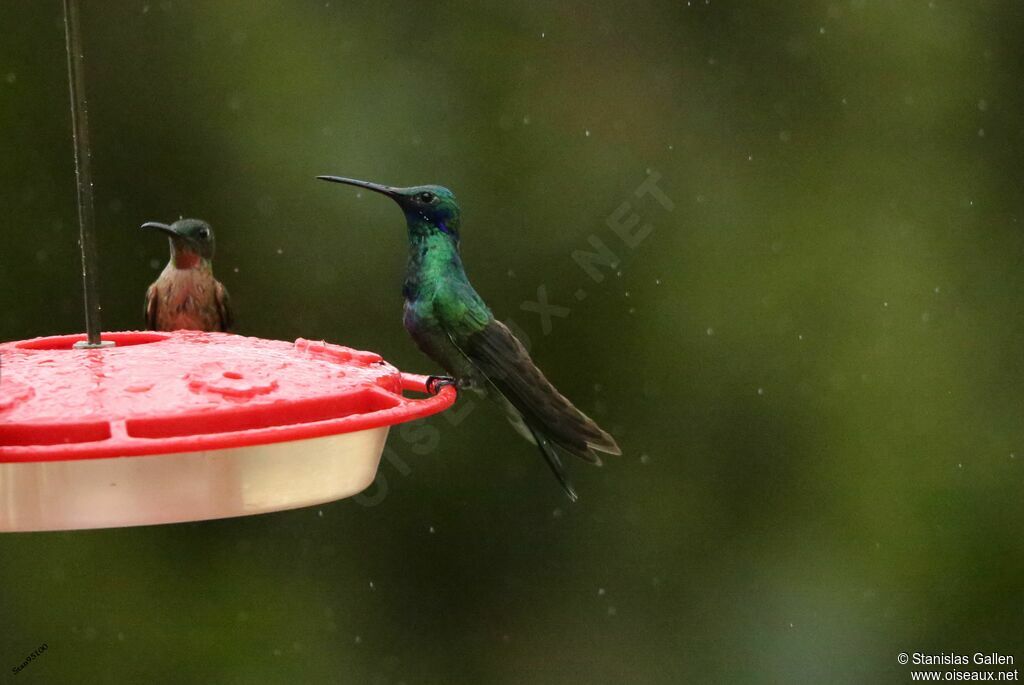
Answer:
[63,0,105,348]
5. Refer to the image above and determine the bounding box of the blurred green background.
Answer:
[2,1,1024,683]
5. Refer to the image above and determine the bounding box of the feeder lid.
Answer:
[0,331,455,462]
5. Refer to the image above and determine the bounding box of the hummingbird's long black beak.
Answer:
[140,221,177,237]
[317,176,401,199]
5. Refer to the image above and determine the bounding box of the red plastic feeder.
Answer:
[0,331,455,531]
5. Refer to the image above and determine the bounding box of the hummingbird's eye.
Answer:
[197,227,210,240]
[417,192,437,204]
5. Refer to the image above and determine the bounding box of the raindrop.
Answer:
[584,129,591,137]
[607,606,618,616]
[276,248,284,255]
[4,72,16,84]
[317,509,324,517]
[354,635,362,645]
[655,278,662,285]
[598,588,606,596]
[757,387,764,396]
[978,99,989,111]
[428,525,436,533]
[706,327,714,336]
[640,453,650,465]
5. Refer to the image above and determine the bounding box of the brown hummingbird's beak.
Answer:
[140,221,177,237]
[317,175,402,199]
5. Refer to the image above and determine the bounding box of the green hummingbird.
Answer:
[318,176,620,500]
[141,218,233,332]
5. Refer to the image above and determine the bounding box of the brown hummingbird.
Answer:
[141,218,232,332]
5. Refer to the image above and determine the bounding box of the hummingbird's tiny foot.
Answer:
[425,375,457,395]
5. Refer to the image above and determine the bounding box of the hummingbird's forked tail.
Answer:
[527,423,579,502]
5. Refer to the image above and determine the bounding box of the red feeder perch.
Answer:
[0,331,455,531]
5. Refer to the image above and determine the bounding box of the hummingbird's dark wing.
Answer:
[144,283,159,330]
[459,319,620,460]
[215,281,233,332]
